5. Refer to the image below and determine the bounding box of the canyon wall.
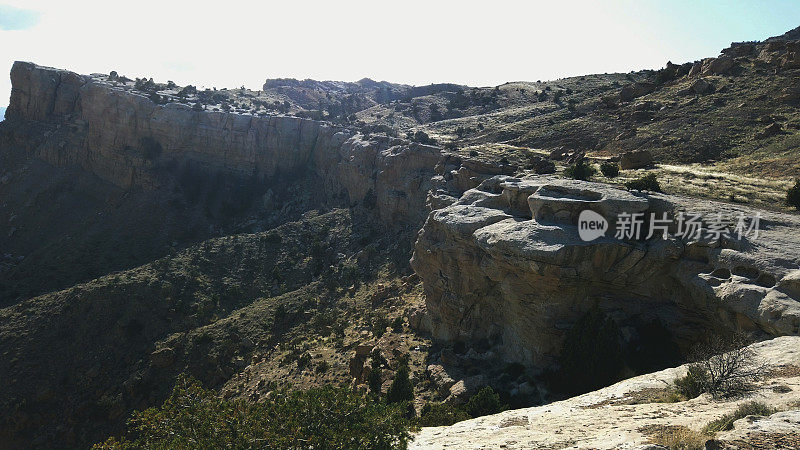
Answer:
[5,61,441,226]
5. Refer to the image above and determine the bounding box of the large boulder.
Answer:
[702,56,735,75]
[619,82,655,102]
[618,150,654,169]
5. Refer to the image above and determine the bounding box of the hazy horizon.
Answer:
[2,0,800,108]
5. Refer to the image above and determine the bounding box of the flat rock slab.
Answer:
[411,336,800,449]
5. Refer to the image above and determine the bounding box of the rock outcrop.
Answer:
[619,149,654,169]
[4,61,441,226]
[410,336,800,449]
[411,175,800,368]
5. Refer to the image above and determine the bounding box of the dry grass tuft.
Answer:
[640,424,711,450]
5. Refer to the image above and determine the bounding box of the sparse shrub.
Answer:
[391,316,404,333]
[315,360,330,374]
[463,386,505,418]
[417,402,470,427]
[786,179,800,209]
[371,348,388,368]
[409,130,437,145]
[686,334,766,399]
[563,160,597,181]
[625,173,662,192]
[649,425,711,450]
[296,352,312,370]
[674,365,710,400]
[703,401,776,433]
[264,232,282,244]
[93,375,414,449]
[371,317,390,338]
[149,92,167,105]
[600,161,620,178]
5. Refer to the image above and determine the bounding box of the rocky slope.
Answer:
[0,208,432,447]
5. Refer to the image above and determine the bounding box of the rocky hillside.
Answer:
[1,27,800,449]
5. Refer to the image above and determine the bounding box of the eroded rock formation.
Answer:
[411,176,800,368]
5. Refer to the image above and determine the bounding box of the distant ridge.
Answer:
[765,25,800,41]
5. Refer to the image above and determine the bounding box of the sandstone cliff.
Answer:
[5,61,441,226]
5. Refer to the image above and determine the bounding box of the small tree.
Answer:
[674,365,709,399]
[368,364,383,396]
[386,360,414,404]
[417,403,470,427]
[463,386,504,418]
[786,179,800,209]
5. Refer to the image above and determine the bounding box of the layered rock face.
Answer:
[5,61,441,226]
[411,175,800,368]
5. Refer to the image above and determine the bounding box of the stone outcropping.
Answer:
[5,61,441,226]
[411,175,800,368]
[411,336,800,449]
[619,149,654,169]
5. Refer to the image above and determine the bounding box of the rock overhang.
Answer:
[412,174,800,368]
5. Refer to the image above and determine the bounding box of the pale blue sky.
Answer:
[1,0,799,108]
[0,4,39,30]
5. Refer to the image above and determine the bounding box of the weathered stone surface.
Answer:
[712,409,800,447]
[411,175,800,368]
[619,149,654,169]
[150,347,175,368]
[688,78,715,95]
[619,82,655,102]
[755,122,782,139]
[446,374,487,404]
[702,56,735,75]
[411,336,800,449]
[427,364,457,395]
